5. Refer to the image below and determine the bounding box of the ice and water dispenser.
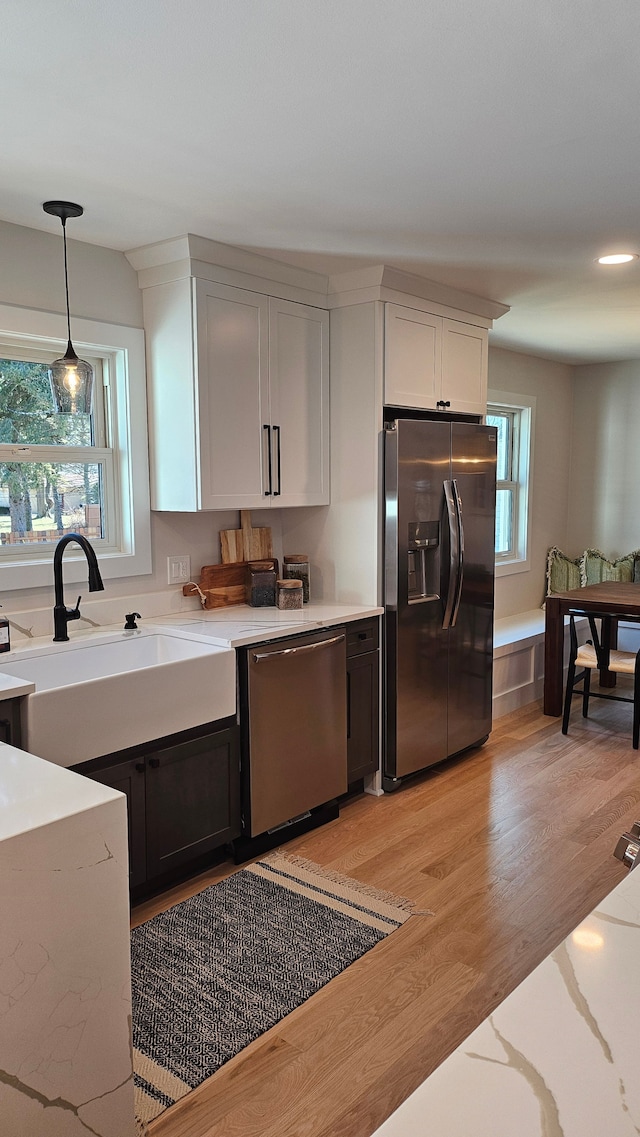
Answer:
[407,520,440,603]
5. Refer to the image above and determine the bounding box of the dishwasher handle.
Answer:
[252,633,345,663]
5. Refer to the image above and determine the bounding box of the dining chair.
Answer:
[562,613,640,748]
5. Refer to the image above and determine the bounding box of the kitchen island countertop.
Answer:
[372,859,640,1136]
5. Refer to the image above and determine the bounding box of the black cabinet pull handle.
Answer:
[358,631,367,640]
[135,762,145,773]
[0,718,12,745]
[273,424,281,496]
[263,424,273,495]
[149,757,160,769]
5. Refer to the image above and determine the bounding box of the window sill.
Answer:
[495,557,531,578]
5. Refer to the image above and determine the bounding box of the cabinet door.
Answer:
[84,757,147,888]
[384,304,442,409]
[347,651,379,783]
[145,726,240,880]
[268,298,330,506]
[195,281,270,509]
[441,318,488,414]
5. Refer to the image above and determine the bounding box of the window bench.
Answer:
[493,607,640,718]
[493,610,547,718]
[493,610,593,719]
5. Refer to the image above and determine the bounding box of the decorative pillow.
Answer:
[546,546,581,595]
[579,548,640,587]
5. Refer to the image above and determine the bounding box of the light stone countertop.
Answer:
[372,863,640,1137]
[148,601,383,647]
[0,741,123,841]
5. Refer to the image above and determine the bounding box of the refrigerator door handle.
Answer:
[443,480,459,629]
[450,479,465,628]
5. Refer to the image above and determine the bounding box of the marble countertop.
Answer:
[0,741,123,841]
[147,601,383,647]
[0,671,35,698]
[373,864,640,1137]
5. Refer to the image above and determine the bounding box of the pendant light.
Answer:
[42,200,93,414]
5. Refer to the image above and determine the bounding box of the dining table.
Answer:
[544,581,640,715]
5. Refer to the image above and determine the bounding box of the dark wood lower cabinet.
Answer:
[77,720,239,892]
[87,754,147,887]
[346,619,380,783]
[0,697,23,749]
[145,729,239,879]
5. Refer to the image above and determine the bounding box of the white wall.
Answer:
[0,219,282,615]
[489,346,574,620]
[0,219,143,326]
[567,359,640,557]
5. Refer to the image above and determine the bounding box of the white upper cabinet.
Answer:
[196,281,270,510]
[441,317,488,415]
[268,297,329,507]
[384,303,488,414]
[142,277,329,511]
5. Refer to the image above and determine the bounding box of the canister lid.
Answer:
[283,554,308,564]
[277,578,303,588]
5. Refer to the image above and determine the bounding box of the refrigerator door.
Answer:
[448,422,496,755]
[384,418,451,779]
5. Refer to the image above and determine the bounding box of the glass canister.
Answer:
[246,560,277,607]
[283,554,310,603]
[276,578,304,610]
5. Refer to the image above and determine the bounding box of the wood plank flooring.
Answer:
[133,693,640,1137]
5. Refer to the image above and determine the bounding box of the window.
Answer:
[0,303,151,591]
[486,391,535,575]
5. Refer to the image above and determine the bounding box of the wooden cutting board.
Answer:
[182,557,278,608]
[182,562,248,608]
[220,510,273,563]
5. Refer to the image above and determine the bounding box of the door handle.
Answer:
[273,424,281,496]
[442,480,458,629]
[252,633,345,663]
[148,757,160,769]
[263,424,273,495]
[449,479,465,628]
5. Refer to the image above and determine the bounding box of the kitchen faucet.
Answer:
[53,532,104,642]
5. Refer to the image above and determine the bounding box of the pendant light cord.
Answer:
[61,217,72,345]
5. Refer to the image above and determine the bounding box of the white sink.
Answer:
[0,631,236,767]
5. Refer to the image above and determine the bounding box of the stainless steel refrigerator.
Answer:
[383,416,497,790]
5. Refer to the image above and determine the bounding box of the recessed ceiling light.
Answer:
[597,253,639,265]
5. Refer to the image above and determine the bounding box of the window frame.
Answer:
[487,390,536,577]
[0,302,151,591]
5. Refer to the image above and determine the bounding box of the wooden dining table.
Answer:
[544,581,640,715]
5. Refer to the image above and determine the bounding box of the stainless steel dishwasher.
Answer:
[235,627,347,855]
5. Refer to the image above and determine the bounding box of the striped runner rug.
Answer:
[132,850,422,1127]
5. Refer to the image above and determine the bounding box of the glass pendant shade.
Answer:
[42,199,94,415]
[49,340,93,413]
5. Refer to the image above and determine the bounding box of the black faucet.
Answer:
[53,532,105,642]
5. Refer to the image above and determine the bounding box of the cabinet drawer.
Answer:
[346,619,379,657]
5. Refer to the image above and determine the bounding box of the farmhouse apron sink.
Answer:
[0,629,236,767]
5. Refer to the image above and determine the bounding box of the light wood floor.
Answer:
[133,693,640,1137]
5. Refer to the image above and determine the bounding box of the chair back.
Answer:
[567,610,609,669]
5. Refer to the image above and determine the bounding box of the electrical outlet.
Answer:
[167,554,191,586]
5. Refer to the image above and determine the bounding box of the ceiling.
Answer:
[2,0,640,364]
